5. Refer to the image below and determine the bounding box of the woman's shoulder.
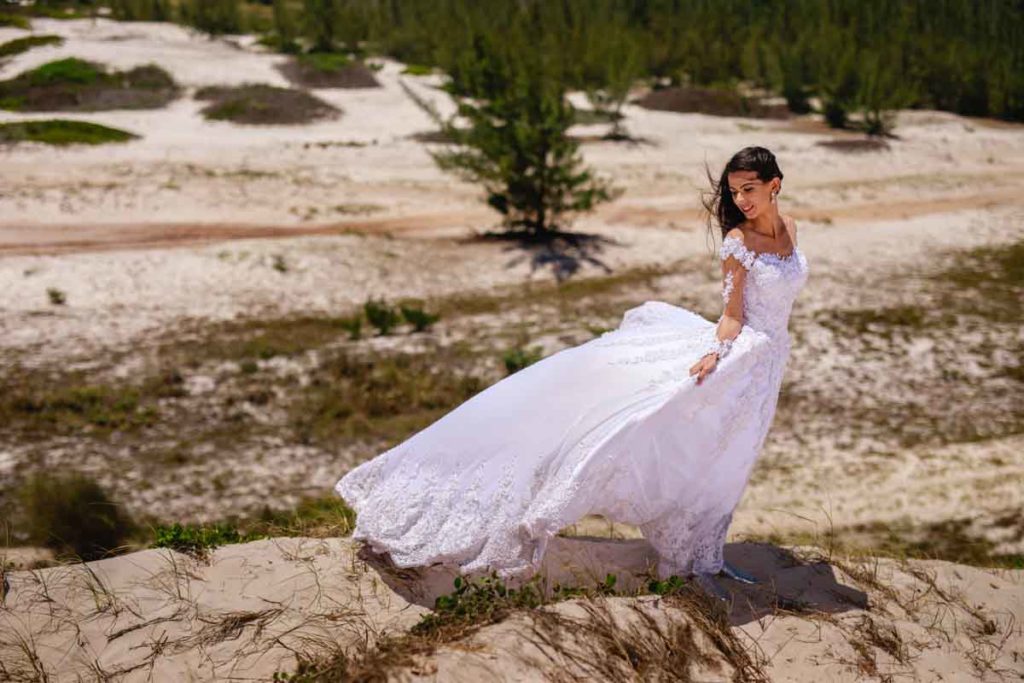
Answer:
[782,214,798,243]
[724,226,746,244]
[720,227,756,268]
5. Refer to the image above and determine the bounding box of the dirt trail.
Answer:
[0,210,494,256]
[3,185,1021,256]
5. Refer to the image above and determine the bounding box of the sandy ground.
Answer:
[1,19,1023,583]
[1,536,1022,680]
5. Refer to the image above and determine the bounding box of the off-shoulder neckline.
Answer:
[723,233,799,261]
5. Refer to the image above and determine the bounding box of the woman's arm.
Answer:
[689,227,750,385]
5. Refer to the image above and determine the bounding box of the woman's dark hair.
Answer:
[701,146,784,240]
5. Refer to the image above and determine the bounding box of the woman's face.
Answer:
[727,171,779,220]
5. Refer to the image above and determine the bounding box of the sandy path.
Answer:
[0,210,494,256]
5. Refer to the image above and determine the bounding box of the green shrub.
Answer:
[502,345,544,375]
[338,314,362,340]
[18,472,136,561]
[399,304,440,332]
[363,297,400,335]
[0,120,138,146]
[0,13,31,29]
[0,35,64,58]
[108,0,173,22]
[152,522,260,556]
[413,573,545,637]
[46,286,66,304]
[178,0,242,35]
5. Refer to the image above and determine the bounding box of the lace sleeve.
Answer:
[718,234,753,322]
[702,233,753,360]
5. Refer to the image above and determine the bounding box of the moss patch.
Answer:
[0,57,179,111]
[0,119,138,146]
[195,83,340,124]
[276,52,382,88]
[0,34,63,58]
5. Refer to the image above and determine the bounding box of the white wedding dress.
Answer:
[335,233,809,579]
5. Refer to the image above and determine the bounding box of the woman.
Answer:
[334,146,808,601]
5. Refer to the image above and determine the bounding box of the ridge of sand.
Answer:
[1,536,1021,681]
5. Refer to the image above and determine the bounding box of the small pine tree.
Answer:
[363,297,399,335]
[272,0,300,53]
[302,0,338,53]
[179,0,242,36]
[856,49,914,137]
[419,26,620,236]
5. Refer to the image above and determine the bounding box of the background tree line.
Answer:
[27,0,1015,125]
[16,0,1022,238]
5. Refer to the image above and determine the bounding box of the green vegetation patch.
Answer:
[194,83,340,124]
[152,522,261,557]
[1,372,159,437]
[0,12,31,29]
[0,34,64,58]
[277,52,382,88]
[0,57,180,111]
[290,347,485,446]
[0,119,138,146]
[280,569,761,681]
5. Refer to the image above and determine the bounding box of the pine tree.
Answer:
[415,18,620,237]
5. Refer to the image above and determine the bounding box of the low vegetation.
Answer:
[277,52,382,88]
[15,471,136,561]
[0,34,63,58]
[0,12,31,29]
[278,568,762,681]
[0,364,184,440]
[194,83,340,125]
[503,344,544,374]
[152,521,260,557]
[0,57,179,112]
[290,346,486,446]
[0,119,138,146]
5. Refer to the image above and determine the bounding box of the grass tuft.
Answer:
[0,119,138,146]
[0,34,63,58]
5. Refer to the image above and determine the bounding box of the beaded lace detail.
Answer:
[336,237,809,580]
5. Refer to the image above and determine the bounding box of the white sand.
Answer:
[0,18,1022,632]
[2,536,1021,680]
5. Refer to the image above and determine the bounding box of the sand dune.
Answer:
[2,536,1021,681]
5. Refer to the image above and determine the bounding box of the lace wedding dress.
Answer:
[335,233,809,579]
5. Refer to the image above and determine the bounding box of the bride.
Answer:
[334,146,809,601]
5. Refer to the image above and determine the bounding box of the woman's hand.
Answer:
[688,352,718,386]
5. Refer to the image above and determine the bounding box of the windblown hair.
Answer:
[701,146,784,240]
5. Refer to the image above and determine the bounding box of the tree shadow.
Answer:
[356,537,867,628]
[455,228,628,282]
[569,131,659,146]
